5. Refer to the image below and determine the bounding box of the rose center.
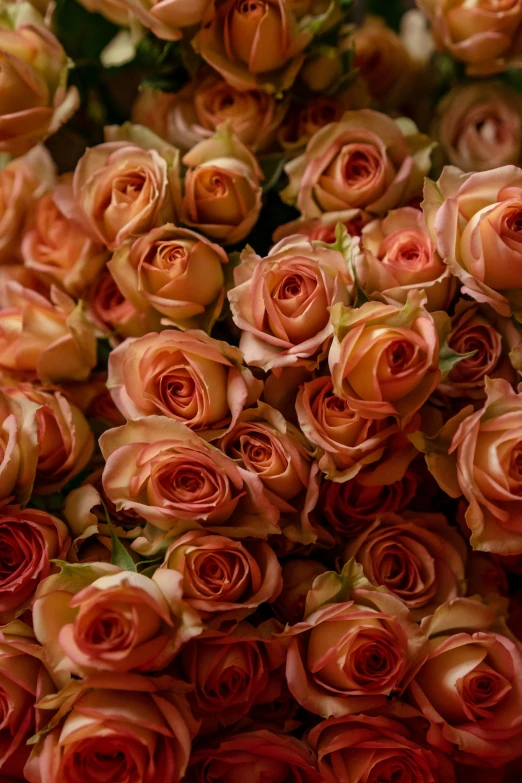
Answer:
[236,0,265,16]
[387,340,415,372]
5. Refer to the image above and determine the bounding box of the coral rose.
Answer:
[228,231,355,371]
[108,330,262,434]
[0,389,39,506]
[281,109,434,219]
[100,416,280,536]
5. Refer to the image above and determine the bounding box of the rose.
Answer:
[344,511,467,619]
[281,109,434,219]
[21,189,108,297]
[54,125,180,250]
[308,712,456,783]
[100,416,280,536]
[435,82,522,172]
[228,232,355,371]
[181,125,263,245]
[153,530,282,622]
[272,214,368,244]
[0,145,55,264]
[329,292,442,425]
[296,375,419,480]
[33,562,201,686]
[0,389,39,506]
[277,97,345,154]
[86,267,161,341]
[0,621,54,780]
[180,620,285,727]
[0,505,68,621]
[423,165,522,318]
[0,2,78,156]
[108,225,228,330]
[0,282,97,383]
[194,0,334,93]
[417,0,522,75]
[408,597,522,765]
[360,207,456,311]
[113,0,208,40]
[108,330,262,434]
[273,558,328,624]
[423,377,522,555]
[284,577,427,717]
[24,673,198,783]
[187,730,323,783]
[63,372,126,427]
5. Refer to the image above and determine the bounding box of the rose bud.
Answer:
[0,389,39,506]
[21,189,108,297]
[181,125,263,246]
[308,712,456,783]
[24,673,198,783]
[187,730,323,783]
[194,0,335,94]
[284,570,427,717]
[0,620,54,780]
[228,231,355,371]
[112,0,208,39]
[0,3,78,156]
[422,377,522,555]
[0,282,97,383]
[273,558,328,624]
[417,0,522,75]
[180,620,285,728]
[423,162,522,318]
[153,530,282,622]
[360,207,456,311]
[281,109,434,219]
[297,376,419,481]
[108,225,228,330]
[276,96,345,155]
[33,562,202,686]
[54,124,181,251]
[108,330,262,434]
[100,416,280,537]
[344,511,467,619]
[329,292,442,426]
[0,505,69,622]
[408,597,522,765]
[0,145,55,264]
[6,385,93,496]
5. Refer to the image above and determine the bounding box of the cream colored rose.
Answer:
[0,389,39,505]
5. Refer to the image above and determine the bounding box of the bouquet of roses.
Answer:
[2,0,522,780]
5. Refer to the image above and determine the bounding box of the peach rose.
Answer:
[0,144,55,264]
[8,386,93,496]
[187,730,323,783]
[54,125,180,250]
[108,329,262,434]
[108,225,227,330]
[281,109,434,219]
[435,82,522,172]
[273,558,328,624]
[0,2,79,156]
[417,0,522,75]
[297,375,419,481]
[193,0,334,93]
[0,620,54,780]
[21,189,108,296]
[228,232,355,371]
[100,416,280,536]
[114,0,209,39]
[422,378,522,555]
[153,530,282,622]
[86,267,161,342]
[25,673,198,783]
[344,511,467,619]
[181,125,263,245]
[360,207,456,311]
[0,505,68,621]
[408,597,522,765]
[329,292,442,425]
[309,711,456,783]
[424,165,522,319]
[180,620,285,727]
[0,282,97,383]
[33,562,201,686]
[284,573,427,717]
[0,388,39,506]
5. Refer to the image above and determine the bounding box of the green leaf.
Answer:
[101,502,137,572]
[439,343,476,377]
